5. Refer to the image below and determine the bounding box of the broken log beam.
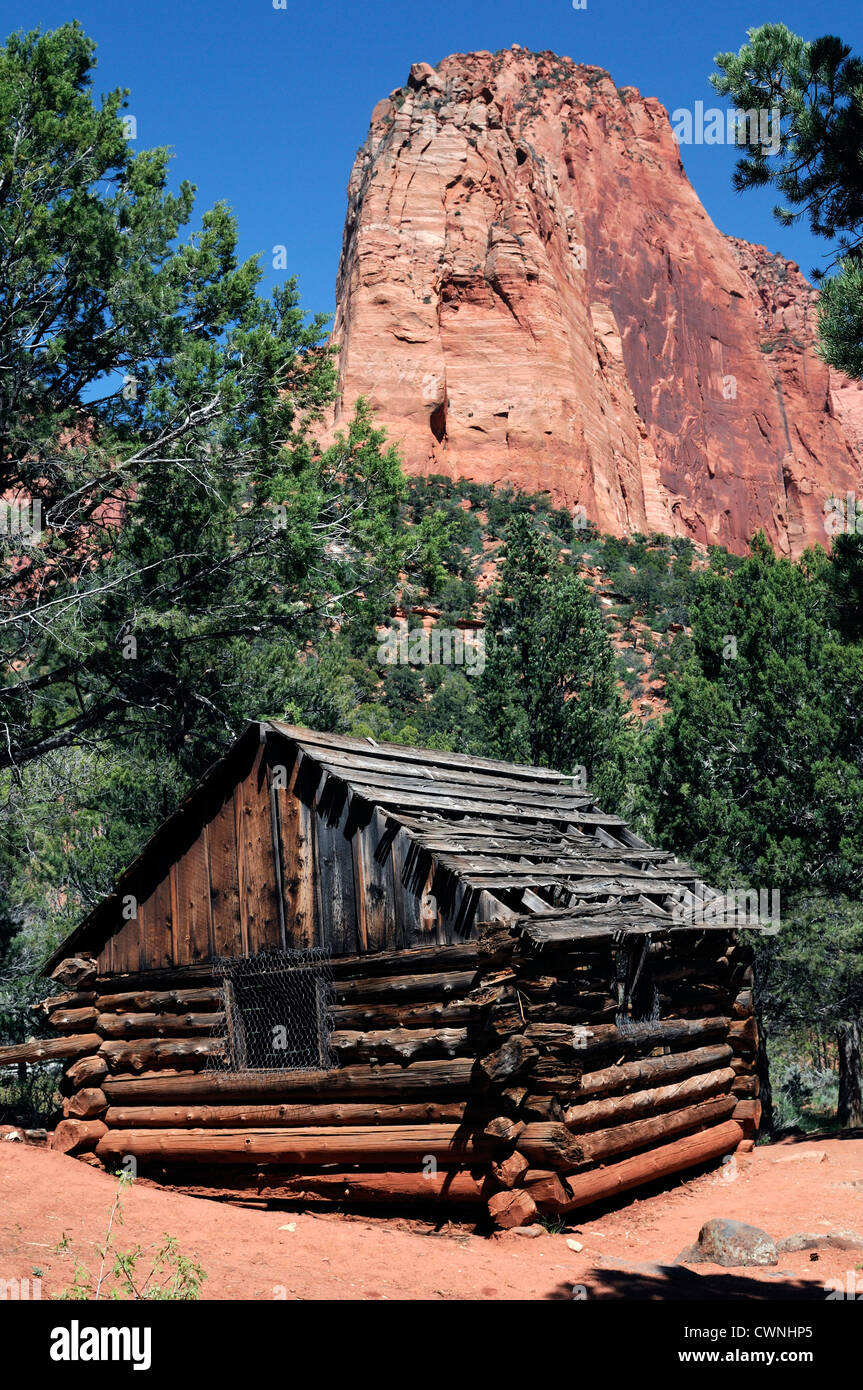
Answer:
[517,1123,584,1170]
[35,990,97,1017]
[63,1087,108,1120]
[520,1168,573,1208]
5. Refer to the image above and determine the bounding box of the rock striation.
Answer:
[330,48,863,554]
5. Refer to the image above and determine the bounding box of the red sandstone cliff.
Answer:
[330,47,863,555]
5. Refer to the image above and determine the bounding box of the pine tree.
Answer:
[477,515,634,810]
[0,24,406,776]
[712,23,863,376]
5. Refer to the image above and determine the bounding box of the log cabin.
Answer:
[2,721,762,1228]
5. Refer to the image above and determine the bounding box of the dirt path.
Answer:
[2,1138,863,1300]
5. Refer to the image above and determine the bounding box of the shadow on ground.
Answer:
[546,1265,826,1300]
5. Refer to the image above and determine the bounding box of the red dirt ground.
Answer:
[2,1138,863,1300]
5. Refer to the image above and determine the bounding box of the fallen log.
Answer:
[103,1057,478,1104]
[547,1119,745,1214]
[96,1124,497,1167]
[564,1068,735,1131]
[576,1096,737,1166]
[0,1034,101,1067]
[256,1168,493,1203]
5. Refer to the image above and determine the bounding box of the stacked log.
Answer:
[20,927,757,1222]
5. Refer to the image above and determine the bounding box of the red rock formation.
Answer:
[330,47,863,555]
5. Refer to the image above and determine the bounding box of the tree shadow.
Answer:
[545,1264,826,1300]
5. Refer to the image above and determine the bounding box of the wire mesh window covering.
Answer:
[210,948,335,1073]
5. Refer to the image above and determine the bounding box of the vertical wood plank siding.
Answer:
[92,729,489,970]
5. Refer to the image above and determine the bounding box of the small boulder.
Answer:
[696,1218,778,1267]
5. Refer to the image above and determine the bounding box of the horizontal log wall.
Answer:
[32,926,758,1226]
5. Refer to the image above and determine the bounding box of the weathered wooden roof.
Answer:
[46,721,738,974]
[267,724,727,946]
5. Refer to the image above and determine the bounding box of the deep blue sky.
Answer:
[5,0,862,325]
